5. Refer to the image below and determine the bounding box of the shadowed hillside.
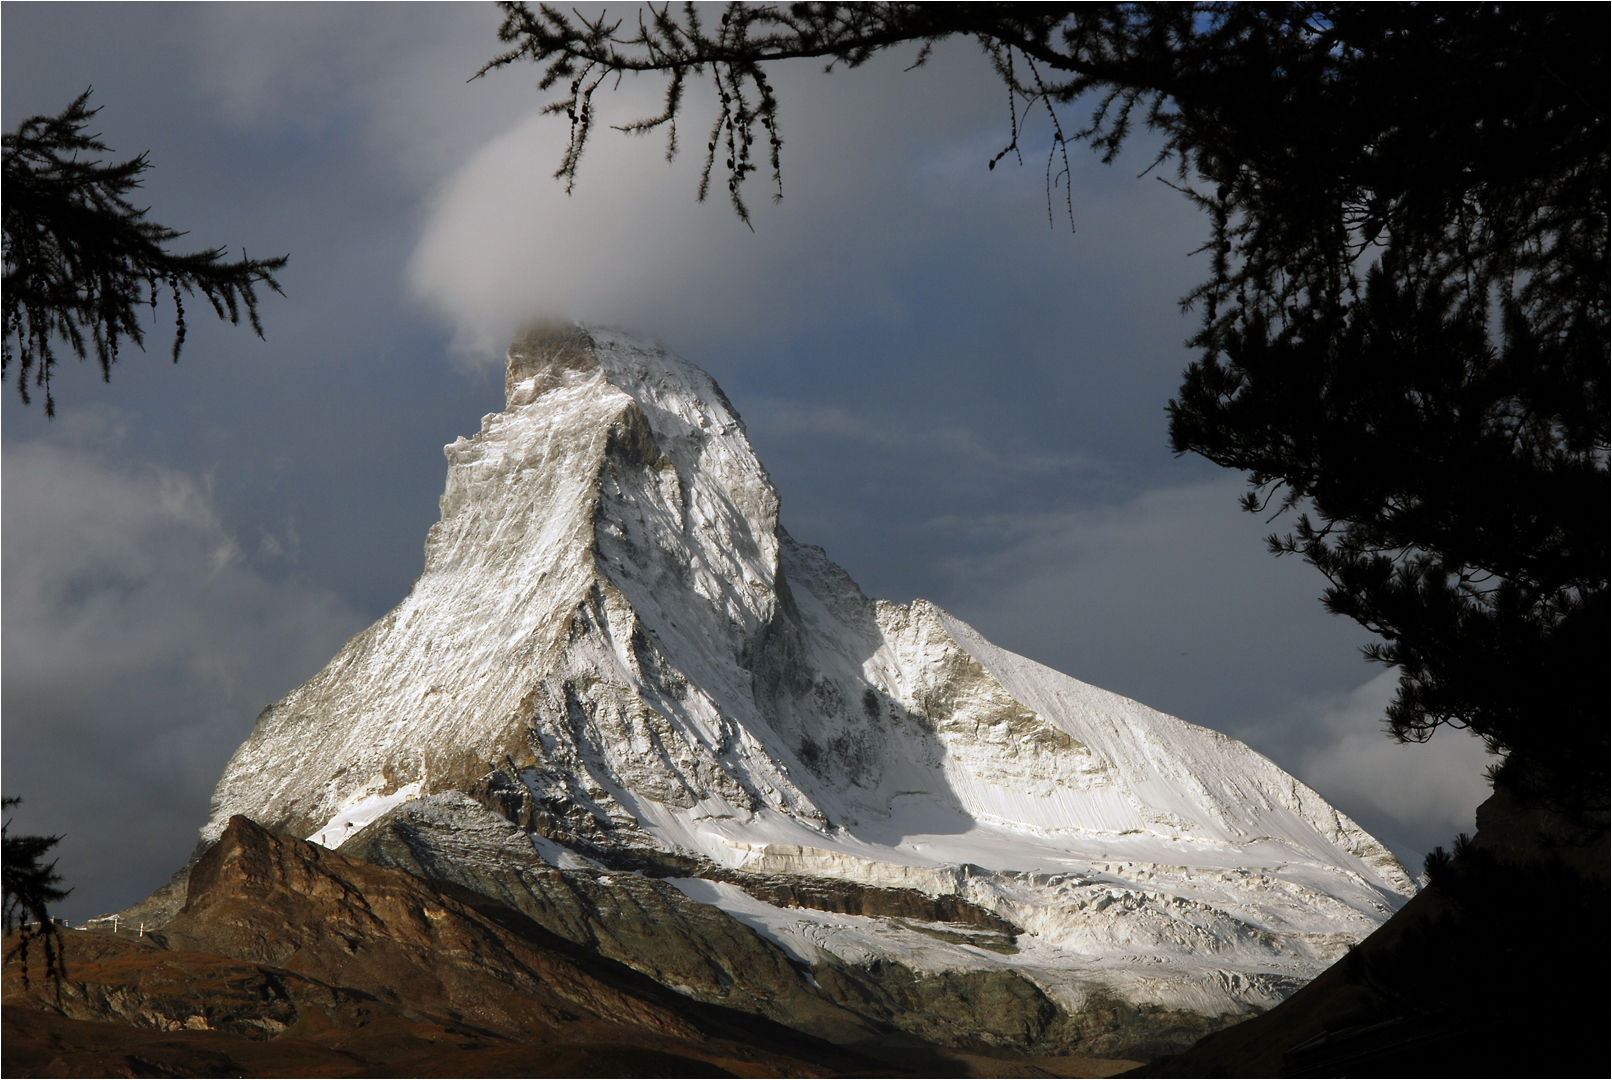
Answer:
[1125,789,1609,1077]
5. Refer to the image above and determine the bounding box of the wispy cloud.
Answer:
[1290,671,1493,868]
[745,397,1098,477]
[405,36,1200,366]
[2,436,366,920]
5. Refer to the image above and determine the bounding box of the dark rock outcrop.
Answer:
[337,795,876,1043]
[467,762,1019,932]
[337,793,1232,1059]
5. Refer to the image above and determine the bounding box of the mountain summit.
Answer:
[199,325,1412,1056]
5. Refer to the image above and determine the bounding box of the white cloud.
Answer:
[1292,671,1494,865]
[406,39,1200,365]
[406,96,884,363]
[2,433,366,920]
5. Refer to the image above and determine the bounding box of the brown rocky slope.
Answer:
[3,816,880,1078]
[4,816,1144,1078]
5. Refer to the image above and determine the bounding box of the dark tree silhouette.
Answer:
[2,797,71,988]
[1318,834,1611,1075]
[2,90,288,416]
[481,3,1608,814]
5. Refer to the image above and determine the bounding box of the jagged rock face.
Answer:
[204,325,1415,1055]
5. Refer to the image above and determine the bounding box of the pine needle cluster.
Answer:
[2,90,287,415]
[2,797,71,989]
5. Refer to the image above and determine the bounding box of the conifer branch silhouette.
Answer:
[2,90,288,416]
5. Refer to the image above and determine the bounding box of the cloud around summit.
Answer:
[406,39,1200,366]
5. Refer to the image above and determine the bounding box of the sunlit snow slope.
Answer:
[206,324,1413,1024]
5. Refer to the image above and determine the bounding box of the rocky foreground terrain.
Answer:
[3,816,1138,1078]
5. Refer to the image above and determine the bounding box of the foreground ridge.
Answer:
[191,325,1411,1058]
[5,816,880,1078]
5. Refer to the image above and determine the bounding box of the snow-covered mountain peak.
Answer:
[204,326,1413,1046]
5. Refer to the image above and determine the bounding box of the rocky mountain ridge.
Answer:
[162,325,1411,1057]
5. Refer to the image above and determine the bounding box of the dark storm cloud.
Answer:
[4,5,1489,917]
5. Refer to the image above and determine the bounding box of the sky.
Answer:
[2,3,1493,923]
